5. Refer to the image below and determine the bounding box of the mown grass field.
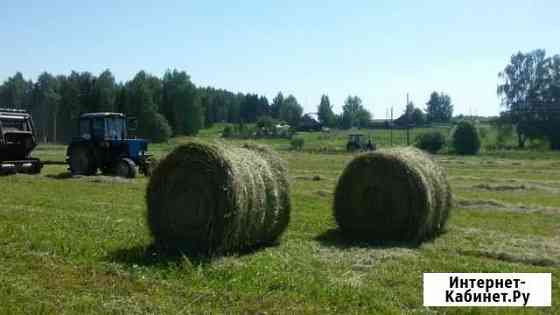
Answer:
[1,127,559,314]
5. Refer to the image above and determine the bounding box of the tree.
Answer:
[426,92,453,123]
[340,111,353,129]
[341,95,372,128]
[258,96,270,117]
[240,94,269,122]
[184,95,203,136]
[279,95,303,126]
[497,49,560,149]
[271,92,284,119]
[124,71,177,139]
[161,69,200,135]
[354,108,372,128]
[395,102,426,126]
[0,72,33,109]
[33,72,61,142]
[57,72,83,142]
[76,72,96,113]
[146,112,172,143]
[317,94,335,127]
[91,69,116,112]
[411,108,426,126]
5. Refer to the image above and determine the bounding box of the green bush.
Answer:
[478,127,488,139]
[452,121,480,155]
[256,116,276,130]
[415,131,446,154]
[147,113,172,143]
[236,122,253,139]
[222,125,233,138]
[290,137,304,151]
[495,123,514,148]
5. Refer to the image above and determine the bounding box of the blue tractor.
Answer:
[66,112,154,178]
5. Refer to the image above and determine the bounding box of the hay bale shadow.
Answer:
[294,175,323,181]
[45,172,73,180]
[315,229,421,249]
[108,244,211,267]
[108,241,277,267]
[45,172,132,184]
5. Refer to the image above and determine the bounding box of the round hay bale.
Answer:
[146,141,291,254]
[333,147,452,243]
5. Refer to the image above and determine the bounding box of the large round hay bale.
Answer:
[146,141,291,254]
[334,147,452,243]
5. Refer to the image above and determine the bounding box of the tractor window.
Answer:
[1,118,27,132]
[106,117,125,140]
[92,118,106,139]
[79,119,91,140]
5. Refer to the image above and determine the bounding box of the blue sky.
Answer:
[1,1,559,117]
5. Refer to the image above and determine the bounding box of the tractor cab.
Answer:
[78,113,127,141]
[67,112,153,178]
[346,133,376,152]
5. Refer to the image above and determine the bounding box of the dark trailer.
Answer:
[0,108,42,174]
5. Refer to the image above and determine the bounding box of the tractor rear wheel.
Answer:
[115,158,137,179]
[69,145,96,176]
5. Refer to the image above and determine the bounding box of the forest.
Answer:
[0,69,276,143]
[0,69,455,144]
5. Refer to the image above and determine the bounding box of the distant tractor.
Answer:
[346,134,376,152]
[0,108,42,174]
[67,112,153,178]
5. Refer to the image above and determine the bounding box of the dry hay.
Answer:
[315,190,332,198]
[455,198,507,209]
[455,228,560,267]
[455,198,560,214]
[146,141,291,255]
[334,147,452,243]
[471,182,558,193]
[450,176,560,192]
[74,175,133,184]
[312,242,418,273]
[472,183,531,191]
[294,175,323,181]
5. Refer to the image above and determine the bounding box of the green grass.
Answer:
[1,129,559,314]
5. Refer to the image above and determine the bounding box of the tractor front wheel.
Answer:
[69,145,96,176]
[114,158,137,179]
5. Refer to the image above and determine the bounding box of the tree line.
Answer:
[317,91,453,129]
[0,68,455,143]
[0,69,305,143]
[497,49,560,150]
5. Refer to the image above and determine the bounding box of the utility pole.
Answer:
[406,93,410,146]
[390,106,394,146]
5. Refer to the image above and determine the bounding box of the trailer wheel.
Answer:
[29,159,43,174]
[115,158,137,179]
[69,145,96,176]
